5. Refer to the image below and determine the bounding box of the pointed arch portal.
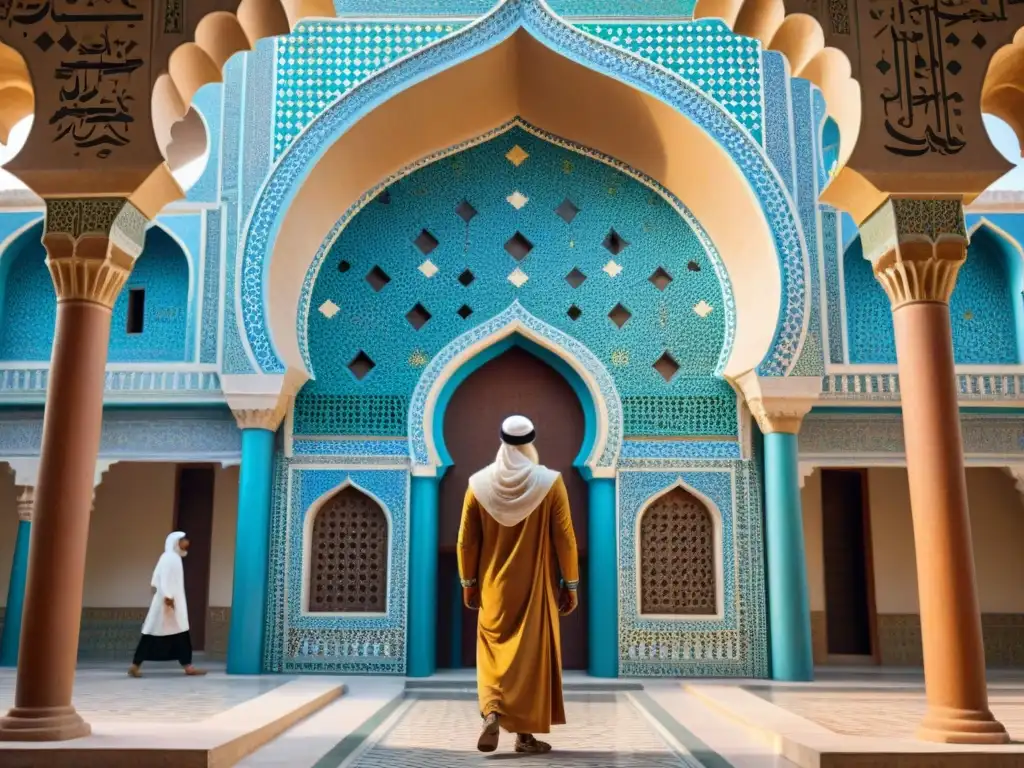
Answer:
[243,0,810,382]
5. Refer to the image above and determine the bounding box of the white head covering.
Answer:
[141,531,190,636]
[469,416,560,527]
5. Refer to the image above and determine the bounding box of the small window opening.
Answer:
[127,288,145,334]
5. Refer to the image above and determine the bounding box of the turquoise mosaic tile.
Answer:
[577,20,763,144]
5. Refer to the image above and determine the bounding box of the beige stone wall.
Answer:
[802,466,1024,667]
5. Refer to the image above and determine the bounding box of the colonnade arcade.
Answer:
[0,0,1023,748]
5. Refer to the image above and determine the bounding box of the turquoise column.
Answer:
[587,477,618,678]
[408,475,439,677]
[764,431,813,682]
[0,518,31,667]
[227,428,276,675]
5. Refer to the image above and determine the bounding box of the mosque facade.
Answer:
[2,1,1024,691]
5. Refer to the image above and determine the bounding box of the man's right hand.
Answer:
[463,586,480,610]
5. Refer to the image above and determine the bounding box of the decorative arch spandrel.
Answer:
[0,0,333,204]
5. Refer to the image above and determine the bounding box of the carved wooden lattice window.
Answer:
[639,487,716,615]
[309,487,388,613]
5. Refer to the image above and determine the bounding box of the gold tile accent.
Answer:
[505,145,529,167]
[409,350,429,368]
[611,349,629,366]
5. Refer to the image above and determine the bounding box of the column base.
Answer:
[916,706,1010,745]
[0,706,91,742]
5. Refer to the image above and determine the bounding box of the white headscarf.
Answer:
[141,531,190,636]
[469,416,560,527]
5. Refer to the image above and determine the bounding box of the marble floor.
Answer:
[0,661,286,723]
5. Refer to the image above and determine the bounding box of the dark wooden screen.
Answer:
[174,465,215,650]
[639,487,716,615]
[438,345,589,669]
[308,486,389,613]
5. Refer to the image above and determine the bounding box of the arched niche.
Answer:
[0,221,192,362]
[247,3,806,381]
[304,483,391,615]
[844,225,1023,365]
[636,481,722,620]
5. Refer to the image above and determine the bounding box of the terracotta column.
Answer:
[861,197,1008,744]
[0,198,145,742]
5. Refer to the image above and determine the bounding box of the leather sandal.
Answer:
[477,713,500,752]
[515,734,552,754]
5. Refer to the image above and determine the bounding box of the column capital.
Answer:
[42,197,148,308]
[223,372,306,433]
[860,196,968,309]
[733,372,819,435]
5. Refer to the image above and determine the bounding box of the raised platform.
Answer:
[687,677,1024,768]
[0,666,343,768]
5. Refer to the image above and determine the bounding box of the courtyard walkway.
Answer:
[5,665,1024,766]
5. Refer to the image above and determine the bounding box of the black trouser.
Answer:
[132,631,193,666]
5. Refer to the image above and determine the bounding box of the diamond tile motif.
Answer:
[318,300,340,319]
[455,200,477,222]
[654,352,681,382]
[688,260,701,272]
[504,232,533,261]
[506,191,529,210]
[418,260,439,278]
[603,228,630,256]
[414,229,439,256]
[609,303,632,328]
[555,198,580,223]
[348,351,375,380]
[406,303,432,330]
[565,268,587,288]
[366,266,391,292]
[649,267,673,291]
[457,305,473,320]
[337,260,351,273]
[603,260,623,278]
[457,269,475,287]
[567,305,583,321]
[507,268,529,288]
[505,144,529,167]
[693,300,714,318]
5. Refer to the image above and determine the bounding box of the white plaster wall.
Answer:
[0,467,19,607]
[209,465,238,607]
[802,466,1024,617]
[84,462,178,607]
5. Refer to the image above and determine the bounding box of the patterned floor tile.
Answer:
[0,667,286,723]
[346,694,694,767]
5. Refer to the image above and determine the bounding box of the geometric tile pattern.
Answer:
[348,695,696,767]
[274,22,465,157]
[579,21,764,143]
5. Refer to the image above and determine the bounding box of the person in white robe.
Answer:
[128,531,206,677]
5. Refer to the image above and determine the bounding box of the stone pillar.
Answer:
[736,373,818,682]
[408,474,439,678]
[0,198,144,742]
[0,487,34,668]
[226,407,285,675]
[587,476,618,678]
[861,197,1007,744]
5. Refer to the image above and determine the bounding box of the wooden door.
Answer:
[438,345,589,669]
[820,468,878,662]
[174,465,216,651]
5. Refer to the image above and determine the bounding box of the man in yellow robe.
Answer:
[457,415,580,754]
